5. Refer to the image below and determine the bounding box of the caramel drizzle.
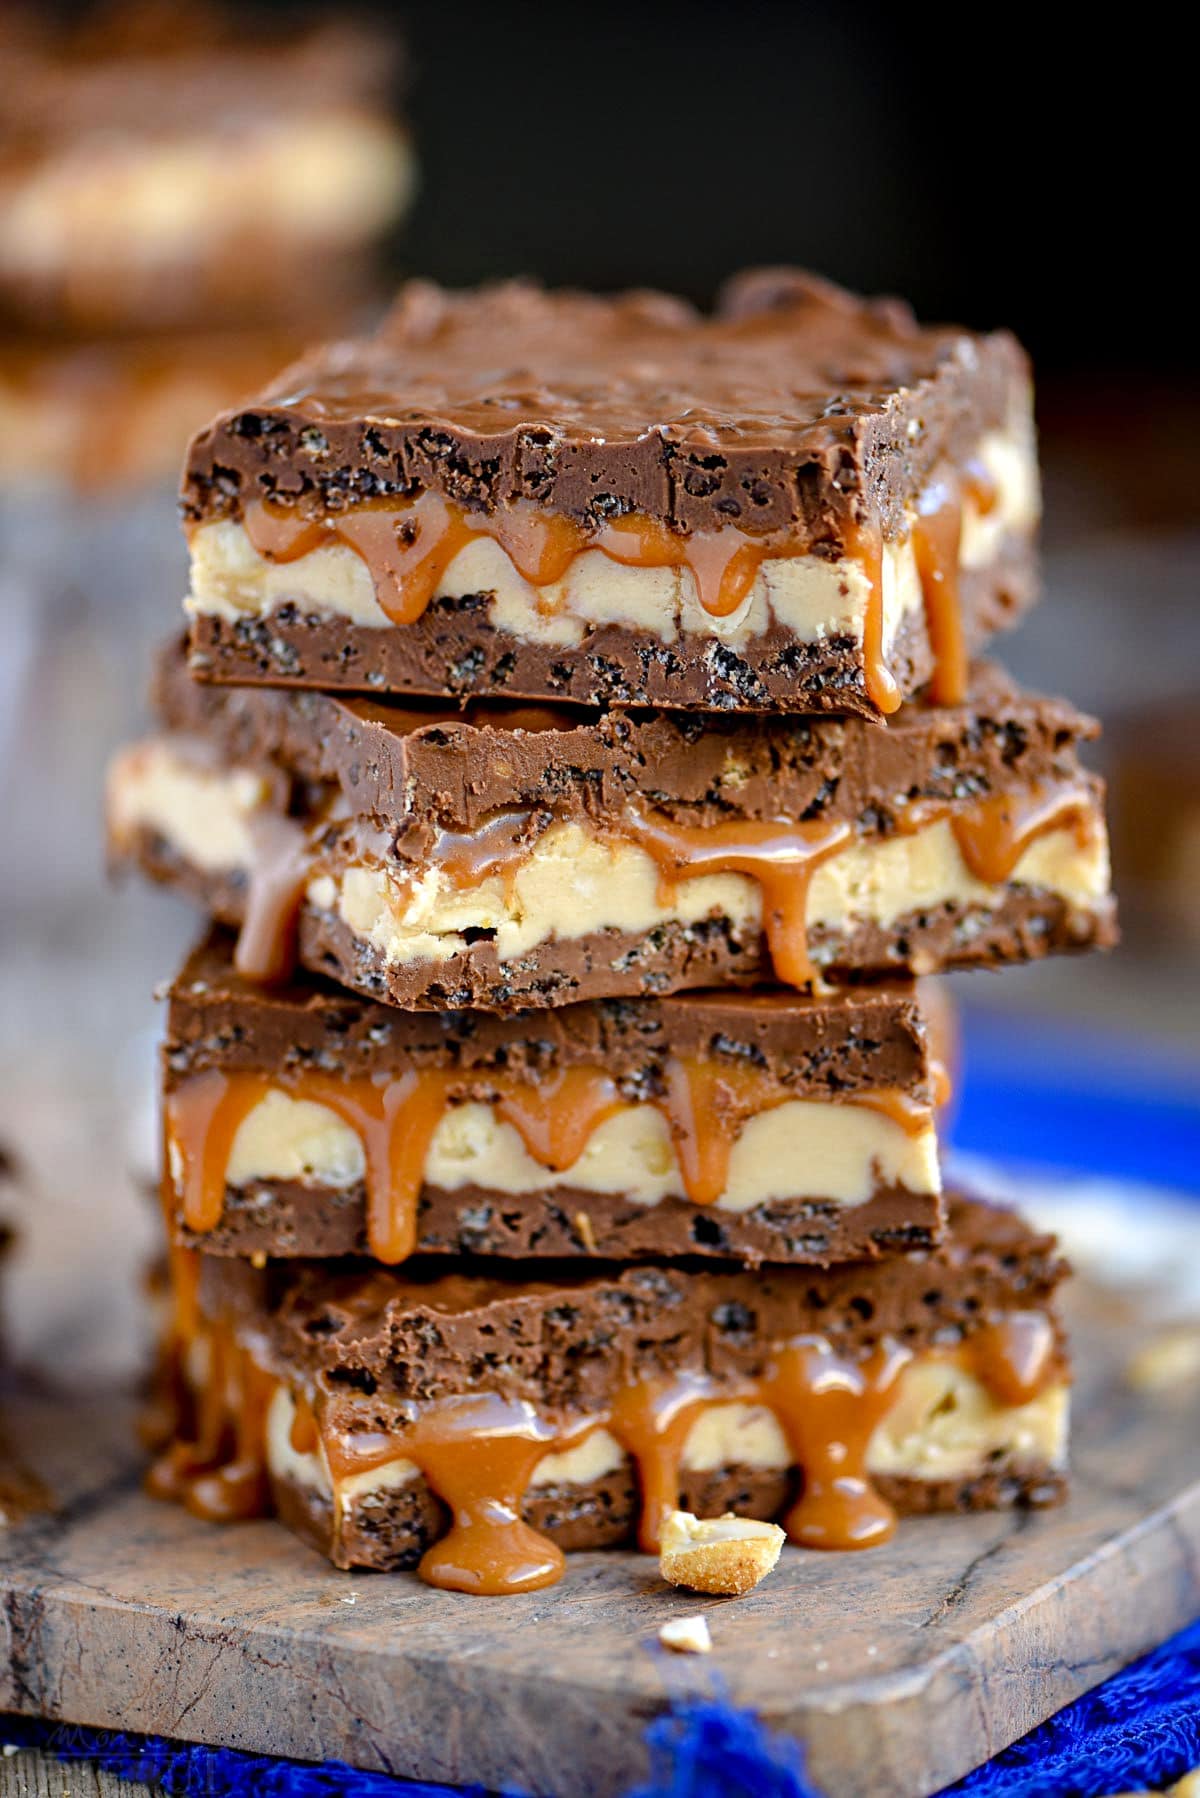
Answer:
[236,810,311,983]
[159,1311,1060,1593]
[145,1125,276,1523]
[241,493,776,625]
[606,1371,720,1551]
[761,1339,912,1548]
[912,473,967,708]
[239,454,1003,706]
[943,785,1096,886]
[623,804,852,989]
[327,1394,581,1595]
[166,1055,934,1264]
[844,516,901,716]
[145,1319,275,1524]
[963,1311,1057,1406]
[847,456,1000,716]
[166,1067,455,1263]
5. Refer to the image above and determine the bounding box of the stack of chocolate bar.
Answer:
[107,271,1115,1595]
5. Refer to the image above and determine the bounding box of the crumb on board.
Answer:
[658,1614,713,1654]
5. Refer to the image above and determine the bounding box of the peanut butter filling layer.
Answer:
[165,1071,940,1265]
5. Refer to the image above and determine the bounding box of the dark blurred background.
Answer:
[396,5,1177,370]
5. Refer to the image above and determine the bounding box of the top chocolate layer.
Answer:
[182,270,1024,545]
[200,1196,1065,1411]
[154,634,1095,838]
[167,927,931,1098]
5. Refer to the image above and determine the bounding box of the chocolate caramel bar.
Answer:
[181,271,1038,720]
[108,641,1116,1012]
[152,1197,1069,1592]
[161,929,945,1268]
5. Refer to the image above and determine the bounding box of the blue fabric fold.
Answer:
[938,1614,1200,1796]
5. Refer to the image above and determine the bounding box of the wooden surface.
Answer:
[4,1282,1200,1798]
[0,1759,146,1798]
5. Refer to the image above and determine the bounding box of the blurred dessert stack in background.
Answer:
[0,0,414,489]
[1108,692,1200,954]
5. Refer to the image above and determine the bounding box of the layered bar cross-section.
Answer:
[161,928,946,1268]
[108,640,1116,1011]
[181,270,1039,720]
[153,1196,1070,1592]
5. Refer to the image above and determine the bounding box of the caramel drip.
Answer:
[912,471,967,707]
[931,1059,953,1111]
[947,784,1095,886]
[592,515,764,619]
[168,1069,275,1234]
[495,1066,625,1171]
[301,1071,453,1265]
[185,1346,276,1523]
[167,1054,934,1258]
[167,1238,201,1343]
[850,1087,938,1136]
[241,478,978,639]
[328,1395,574,1595]
[160,1308,1062,1589]
[658,1058,791,1205]
[896,780,1095,889]
[146,1323,274,1524]
[623,803,851,989]
[423,810,536,895]
[236,810,311,984]
[965,1312,1058,1407]
[605,1372,721,1552]
[760,1338,913,1549]
[846,455,1001,715]
[843,516,902,716]
[225,773,1089,1006]
[241,493,784,625]
[240,454,997,709]
[166,1066,453,1263]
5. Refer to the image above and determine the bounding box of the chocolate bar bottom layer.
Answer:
[183,1178,941,1267]
[274,1458,1067,1574]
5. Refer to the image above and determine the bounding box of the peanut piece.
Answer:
[659,1508,784,1597]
